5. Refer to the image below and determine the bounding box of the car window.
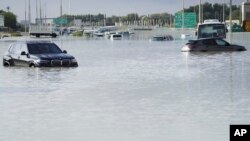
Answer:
[215,39,228,46]
[27,43,63,54]
[202,39,216,45]
[8,44,13,53]
[12,44,22,54]
[20,44,28,53]
[9,44,17,54]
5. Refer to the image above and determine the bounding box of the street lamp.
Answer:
[223,0,225,22]
[229,0,232,33]
[182,0,184,30]
[199,0,201,23]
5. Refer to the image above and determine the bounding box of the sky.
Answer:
[0,0,244,22]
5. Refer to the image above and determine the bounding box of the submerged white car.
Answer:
[182,38,246,52]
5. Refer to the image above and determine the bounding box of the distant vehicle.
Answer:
[116,31,130,39]
[196,19,227,39]
[181,38,246,52]
[3,41,78,67]
[29,25,59,38]
[93,32,104,37]
[110,34,122,40]
[151,35,174,41]
[181,34,192,40]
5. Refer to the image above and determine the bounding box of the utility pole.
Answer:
[229,0,232,43]
[40,0,42,25]
[199,0,201,23]
[28,0,31,30]
[223,0,225,22]
[60,0,63,17]
[229,0,232,32]
[182,0,184,30]
[36,0,38,23]
[25,0,27,33]
[68,0,71,15]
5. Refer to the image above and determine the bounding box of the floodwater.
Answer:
[0,36,250,141]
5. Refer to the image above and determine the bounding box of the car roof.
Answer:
[12,40,53,44]
[26,40,53,44]
[190,38,223,42]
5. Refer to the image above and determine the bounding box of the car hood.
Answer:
[231,44,247,49]
[31,53,75,60]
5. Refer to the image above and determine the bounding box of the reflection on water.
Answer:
[0,37,250,141]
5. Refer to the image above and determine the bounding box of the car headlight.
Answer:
[71,58,77,63]
[34,59,50,64]
[181,46,191,52]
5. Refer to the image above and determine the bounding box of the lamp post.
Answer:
[25,0,27,33]
[199,0,201,23]
[68,0,71,15]
[229,0,232,33]
[182,0,184,30]
[223,0,225,22]
[60,0,62,17]
[229,0,232,43]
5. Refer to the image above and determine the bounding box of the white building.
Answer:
[0,14,4,27]
[73,19,82,27]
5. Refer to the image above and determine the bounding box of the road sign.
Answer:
[174,12,197,28]
[53,17,68,25]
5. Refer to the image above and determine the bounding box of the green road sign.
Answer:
[53,18,68,25]
[174,12,196,28]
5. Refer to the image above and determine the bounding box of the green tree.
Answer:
[4,12,17,29]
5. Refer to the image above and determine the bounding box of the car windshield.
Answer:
[198,24,226,38]
[27,43,63,54]
[186,40,198,45]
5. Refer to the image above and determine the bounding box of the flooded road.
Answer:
[0,37,250,141]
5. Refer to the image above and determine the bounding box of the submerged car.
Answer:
[3,41,78,67]
[151,35,174,41]
[181,38,246,52]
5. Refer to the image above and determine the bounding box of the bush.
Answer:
[11,32,22,37]
[72,30,83,36]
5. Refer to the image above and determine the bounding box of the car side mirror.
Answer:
[63,50,67,54]
[21,51,27,55]
[195,31,197,36]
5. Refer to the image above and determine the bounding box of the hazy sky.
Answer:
[0,0,243,22]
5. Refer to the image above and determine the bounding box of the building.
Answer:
[242,1,250,21]
[0,14,4,27]
[73,19,82,27]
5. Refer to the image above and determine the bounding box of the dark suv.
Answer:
[3,41,78,67]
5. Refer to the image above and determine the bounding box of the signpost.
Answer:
[174,12,197,28]
[53,18,68,25]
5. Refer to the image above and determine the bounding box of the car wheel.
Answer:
[3,60,10,67]
[51,33,57,38]
[29,63,36,68]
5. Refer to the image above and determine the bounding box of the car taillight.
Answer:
[189,45,197,48]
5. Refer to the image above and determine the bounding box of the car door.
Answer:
[10,44,21,66]
[4,45,14,64]
[202,39,217,51]
[18,43,30,67]
[215,39,233,51]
